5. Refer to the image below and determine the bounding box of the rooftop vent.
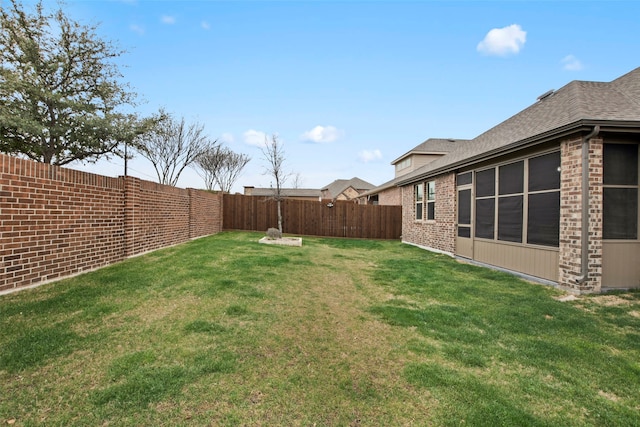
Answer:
[537,89,555,101]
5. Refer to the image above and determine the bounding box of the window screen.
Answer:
[415,184,423,202]
[499,161,524,195]
[476,169,495,198]
[415,184,423,220]
[415,203,423,220]
[604,144,638,186]
[527,192,560,246]
[427,181,435,200]
[603,188,638,239]
[427,203,435,220]
[475,199,495,239]
[458,189,471,224]
[458,227,471,238]
[426,181,435,220]
[457,172,472,186]
[529,152,561,191]
[498,196,523,243]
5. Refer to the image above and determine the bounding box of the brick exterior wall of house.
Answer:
[337,187,360,201]
[378,187,402,206]
[558,136,603,293]
[0,153,222,293]
[401,172,456,254]
[399,139,607,293]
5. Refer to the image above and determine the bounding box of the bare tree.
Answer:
[135,111,214,186]
[194,145,250,193]
[261,134,290,233]
[292,172,303,189]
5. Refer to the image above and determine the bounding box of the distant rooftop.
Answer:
[321,177,375,198]
[244,187,322,198]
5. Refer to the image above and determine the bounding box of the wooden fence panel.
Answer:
[223,194,402,240]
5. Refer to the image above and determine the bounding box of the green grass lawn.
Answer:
[1,231,639,426]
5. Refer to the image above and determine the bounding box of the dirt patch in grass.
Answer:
[590,295,633,306]
[598,390,621,402]
[258,236,302,246]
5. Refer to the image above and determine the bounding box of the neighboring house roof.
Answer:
[391,138,471,165]
[248,188,322,198]
[322,177,375,198]
[361,138,472,198]
[397,66,640,186]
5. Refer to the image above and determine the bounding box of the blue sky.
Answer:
[54,1,640,192]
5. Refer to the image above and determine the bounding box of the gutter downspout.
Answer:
[576,125,600,285]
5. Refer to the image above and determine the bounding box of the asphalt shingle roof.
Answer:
[398,67,640,185]
[322,177,375,198]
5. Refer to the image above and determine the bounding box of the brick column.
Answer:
[188,188,196,239]
[437,172,456,254]
[123,176,140,257]
[558,136,603,293]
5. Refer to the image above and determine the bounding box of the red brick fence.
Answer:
[1,154,403,294]
[0,154,222,294]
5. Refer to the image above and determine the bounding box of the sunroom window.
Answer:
[473,152,560,247]
[603,144,639,240]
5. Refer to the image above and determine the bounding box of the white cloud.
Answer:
[477,24,526,56]
[129,24,144,35]
[161,15,176,25]
[562,55,584,71]
[301,125,342,143]
[219,133,234,144]
[358,149,383,163]
[201,21,211,30]
[243,130,268,147]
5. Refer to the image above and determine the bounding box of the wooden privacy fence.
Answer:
[223,194,402,239]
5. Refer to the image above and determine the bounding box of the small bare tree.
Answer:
[261,134,290,233]
[135,111,214,186]
[292,172,303,189]
[194,145,250,193]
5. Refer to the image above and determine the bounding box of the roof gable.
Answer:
[392,138,470,165]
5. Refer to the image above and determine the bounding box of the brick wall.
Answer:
[189,188,223,240]
[558,136,603,293]
[378,187,401,206]
[401,172,456,254]
[0,153,222,293]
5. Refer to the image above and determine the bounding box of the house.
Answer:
[359,138,470,205]
[321,177,375,202]
[396,67,640,294]
[243,186,321,201]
